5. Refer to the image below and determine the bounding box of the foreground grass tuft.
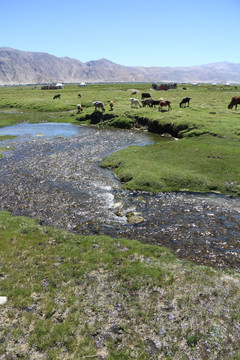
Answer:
[0,211,239,359]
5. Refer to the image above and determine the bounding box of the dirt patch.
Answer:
[83,111,118,124]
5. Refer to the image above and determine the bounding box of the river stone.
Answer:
[112,201,124,209]
[126,211,144,224]
[114,210,123,217]
[0,296,7,305]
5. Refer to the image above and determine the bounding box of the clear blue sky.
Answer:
[1,0,240,67]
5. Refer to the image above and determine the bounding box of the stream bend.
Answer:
[0,123,239,271]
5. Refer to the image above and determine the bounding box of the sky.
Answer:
[1,0,240,68]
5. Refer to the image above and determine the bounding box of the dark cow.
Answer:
[180,97,191,107]
[141,92,151,99]
[78,93,82,98]
[228,95,240,110]
[151,98,163,107]
[141,97,154,107]
[53,93,61,99]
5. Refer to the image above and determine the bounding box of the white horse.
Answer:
[130,98,142,108]
[93,101,105,112]
[77,104,83,113]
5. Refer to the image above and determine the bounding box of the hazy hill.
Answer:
[0,47,240,85]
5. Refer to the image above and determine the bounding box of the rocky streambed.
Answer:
[0,123,240,271]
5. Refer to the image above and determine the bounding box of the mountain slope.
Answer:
[0,47,240,85]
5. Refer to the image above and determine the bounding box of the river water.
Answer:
[0,123,239,271]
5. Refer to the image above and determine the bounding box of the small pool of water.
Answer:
[0,122,85,139]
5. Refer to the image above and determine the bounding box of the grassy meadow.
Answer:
[0,83,240,359]
[0,211,240,359]
[0,83,240,195]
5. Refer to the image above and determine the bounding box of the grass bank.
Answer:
[0,211,239,359]
[0,83,240,195]
[101,135,240,194]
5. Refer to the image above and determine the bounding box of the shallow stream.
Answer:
[0,123,239,271]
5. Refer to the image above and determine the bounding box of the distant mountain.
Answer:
[0,47,240,85]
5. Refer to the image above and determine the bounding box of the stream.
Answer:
[0,122,240,271]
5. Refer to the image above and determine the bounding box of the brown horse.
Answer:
[109,101,115,111]
[228,96,240,110]
[158,100,172,111]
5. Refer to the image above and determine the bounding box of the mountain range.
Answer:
[1,47,240,85]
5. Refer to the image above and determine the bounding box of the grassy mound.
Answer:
[102,135,240,195]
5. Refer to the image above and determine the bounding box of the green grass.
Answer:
[1,85,240,359]
[0,211,239,359]
[102,135,240,194]
[1,83,240,195]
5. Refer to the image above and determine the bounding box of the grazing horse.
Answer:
[77,104,83,113]
[93,101,105,112]
[158,100,172,112]
[130,98,142,108]
[109,100,115,111]
[228,95,240,110]
[53,93,61,99]
[180,97,191,107]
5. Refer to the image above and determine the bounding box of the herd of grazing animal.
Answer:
[132,95,184,112]
[52,90,240,115]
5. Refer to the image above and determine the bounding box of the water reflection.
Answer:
[0,123,239,271]
[0,122,87,139]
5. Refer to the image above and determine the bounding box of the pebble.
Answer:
[0,296,7,305]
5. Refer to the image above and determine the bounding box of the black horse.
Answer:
[180,97,191,107]
[53,93,61,100]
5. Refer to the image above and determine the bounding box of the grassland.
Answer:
[0,211,239,359]
[0,84,240,359]
[0,83,240,195]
